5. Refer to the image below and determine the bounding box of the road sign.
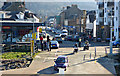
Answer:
[39,28,42,33]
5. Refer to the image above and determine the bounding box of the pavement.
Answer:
[1,46,117,75]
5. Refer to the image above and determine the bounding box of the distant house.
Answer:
[1,1,25,11]
[0,1,43,43]
[59,4,86,35]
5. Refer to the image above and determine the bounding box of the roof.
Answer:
[58,55,67,58]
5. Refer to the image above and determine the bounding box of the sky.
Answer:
[1,0,96,2]
[24,0,96,2]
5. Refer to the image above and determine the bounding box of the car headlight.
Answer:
[63,64,66,67]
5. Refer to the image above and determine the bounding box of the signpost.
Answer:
[39,28,42,33]
[31,40,34,57]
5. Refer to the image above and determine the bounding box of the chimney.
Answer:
[67,6,70,9]
[72,4,77,8]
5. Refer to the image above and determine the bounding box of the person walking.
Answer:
[79,37,82,47]
[49,39,51,51]
[44,41,47,50]
[40,36,43,49]
[41,42,43,51]
[73,43,78,53]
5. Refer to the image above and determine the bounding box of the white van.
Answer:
[61,29,68,37]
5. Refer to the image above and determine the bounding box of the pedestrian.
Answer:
[44,41,47,50]
[41,42,43,51]
[47,41,50,51]
[49,39,51,51]
[40,36,43,49]
[79,37,82,47]
[73,43,78,53]
[89,35,92,42]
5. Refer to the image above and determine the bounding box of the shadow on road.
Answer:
[37,66,58,74]
[97,57,116,74]
[70,59,96,67]
[64,53,74,56]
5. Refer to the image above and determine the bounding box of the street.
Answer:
[2,31,117,75]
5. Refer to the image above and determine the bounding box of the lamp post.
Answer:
[108,9,113,55]
[33,18,35,55]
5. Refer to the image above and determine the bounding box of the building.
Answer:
[96,0,120,41]
[59,4,86,35]
[86,10,96,38]
[0,1,45,43]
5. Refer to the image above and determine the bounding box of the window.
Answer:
[116,17,117,21]
[105,18,106,22]
[105,8,106,13]
[116,7,118,10]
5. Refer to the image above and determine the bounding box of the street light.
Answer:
[107,9,114,54]
[32,18,35,55]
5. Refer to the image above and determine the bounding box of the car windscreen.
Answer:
[68,36,72,38]
[51,41,58,44]
[56,57,65,63]
[62,31,67,33]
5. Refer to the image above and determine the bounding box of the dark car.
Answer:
[73,35,79,42]
[105,38,110,42]
[112,40,120,47]
[64,35,73,41]
[97,38,101,42]
[54,56,69,71]
[55,37,62,43]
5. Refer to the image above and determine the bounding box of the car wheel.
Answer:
[64,68,66,71]
[116,44,119,48]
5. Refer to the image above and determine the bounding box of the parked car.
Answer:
[54,55,69,71]
[64,35,73,41]
[55,34,61,38]
[97,38,101,42]
[105,38,110,42]
[56,30,61,34]
[61,29,68,37]
[112,40,120,47]
[50,40,59,48]
[46,27,51,31]
[73,35,79,42]
[52,29,56,33]
[55,37,62,43]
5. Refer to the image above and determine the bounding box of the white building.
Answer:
[96,0,120,41]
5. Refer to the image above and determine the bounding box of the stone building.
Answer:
[59,4,86,35]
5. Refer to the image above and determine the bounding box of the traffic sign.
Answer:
[39,28,42,33]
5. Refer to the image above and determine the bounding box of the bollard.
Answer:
[105,47,107,56]
[94,56,96,60]
[90,53,91,59]
[83,54,86,61]
[95,47,96,57]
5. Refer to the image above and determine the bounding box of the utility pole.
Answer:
[33,18,35,55]
[110,10,113,54]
